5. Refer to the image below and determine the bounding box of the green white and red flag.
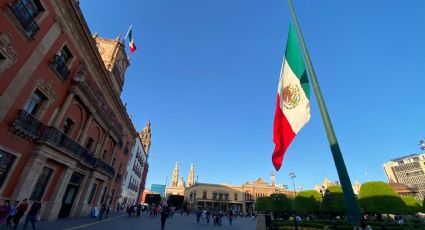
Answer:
[272,24,310,171]
[127,26,137,53]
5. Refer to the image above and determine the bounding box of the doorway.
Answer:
[58,172,83,218]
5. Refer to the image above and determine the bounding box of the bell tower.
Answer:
[187,162,195,187]
[171,162,179,187]
[94,34,130,95]
[140,121,151,155]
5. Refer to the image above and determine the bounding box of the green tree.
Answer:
[423,199,425,213]
[358,181,406,215]
[321,185,347,216]
[401,196,422,215]
[255,197,271,213]
[269,193,291,219]
[145,193,162,205]
[293,190,322,215]
[167,195,184,208]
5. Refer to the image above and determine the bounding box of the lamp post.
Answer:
[419,139,425,151]
[289,172,297,196]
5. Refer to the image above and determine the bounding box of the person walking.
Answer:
[6,200,18,227]
[0,200,12,224]
[12,199,28,230]
[196,208,201,223]
[105,205,111,219]
[206,209,211,224]
[22,200,41,230]
[228,209,234,226]
[98,204,106,221]
[160,202,170,230]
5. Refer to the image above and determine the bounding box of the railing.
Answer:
[9,0,40,38]
[40,126,96,166]
[11,109,44,138]
[50,55,70,80]
[95,158,115,178]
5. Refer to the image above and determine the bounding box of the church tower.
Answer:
[171,162,179,187]
[139,121,151,154]
[94,34,130,95]
[187,163,195,187]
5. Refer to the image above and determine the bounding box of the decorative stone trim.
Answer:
[34,79,56,100]
[0,32,17,74]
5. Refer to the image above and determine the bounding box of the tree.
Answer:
[293,190,322,215]
[269,193,292,219]
[358,181,406,215]
[255,197,271,213]
[423,199,425,213]
[401,196,422,215]
[167,195,184,208]
[321,185,347,216]
[145,193,162,205]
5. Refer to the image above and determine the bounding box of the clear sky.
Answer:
[80,1,425,190]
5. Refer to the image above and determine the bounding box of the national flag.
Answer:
[128,28,136,53]
[272,24,310,171]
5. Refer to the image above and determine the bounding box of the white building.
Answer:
[119,135,146,208]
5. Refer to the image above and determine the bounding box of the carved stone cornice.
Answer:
[0,32,17,73]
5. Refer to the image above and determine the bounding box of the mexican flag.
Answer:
[272,24,310,171]
[128,28,137,53]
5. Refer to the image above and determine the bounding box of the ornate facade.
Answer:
[0,0,139,221]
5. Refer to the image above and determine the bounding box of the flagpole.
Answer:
[123,25,133,42]
[287,0,361,225]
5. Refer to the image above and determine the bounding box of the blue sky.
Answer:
[80,1,425,190]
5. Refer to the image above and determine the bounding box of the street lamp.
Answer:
[419,139,425,151]
[289,172,297,196]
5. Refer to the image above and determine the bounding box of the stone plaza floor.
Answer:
[9,212,257,230]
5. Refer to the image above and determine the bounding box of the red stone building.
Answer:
[0,0,138,220]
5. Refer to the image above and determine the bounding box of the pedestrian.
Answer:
[22,200,41,230]
[160,202,170,230]
[196,208,201,223]
[105,205,111,218]
[12,198,28,230]
[98,204,106,221]
[6,200,18,227]
[228,209,234,226]
[206,209,211,224]
[0,200,12,224]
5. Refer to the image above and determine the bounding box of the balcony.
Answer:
[95,159,115,178]
[50,55,70,80]
[39,126,96,166]
[9,0,40,38]
[10,109,44,140]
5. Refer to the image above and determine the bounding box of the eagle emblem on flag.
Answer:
[283,84,300,109]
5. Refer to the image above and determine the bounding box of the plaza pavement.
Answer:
[7,212,257,230]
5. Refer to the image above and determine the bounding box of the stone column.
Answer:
[12,154,46,201]
[70,173,92,218]
[42,167,73,221]
[108,144,118,165]
[52,92,74,128]
[94,133,107,157]
[77,114,93,145]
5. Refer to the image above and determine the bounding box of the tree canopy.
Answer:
[401,196,422,215]
[320,185,347,215]
[145,193,162,205]
[358,181,406,215]
[167,195,184,208]
[255,197,271,213]
[293,190,322,215]
[269,193,292,213]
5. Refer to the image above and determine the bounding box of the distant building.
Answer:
[383,153,425,199]
[185,177,290,213]
[137,122,151,204]
[166,162,195,196]
[151,184,166,196]
[313,178,362,195]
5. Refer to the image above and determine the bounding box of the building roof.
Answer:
[390,153,420,162]
[389,183,418,194]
